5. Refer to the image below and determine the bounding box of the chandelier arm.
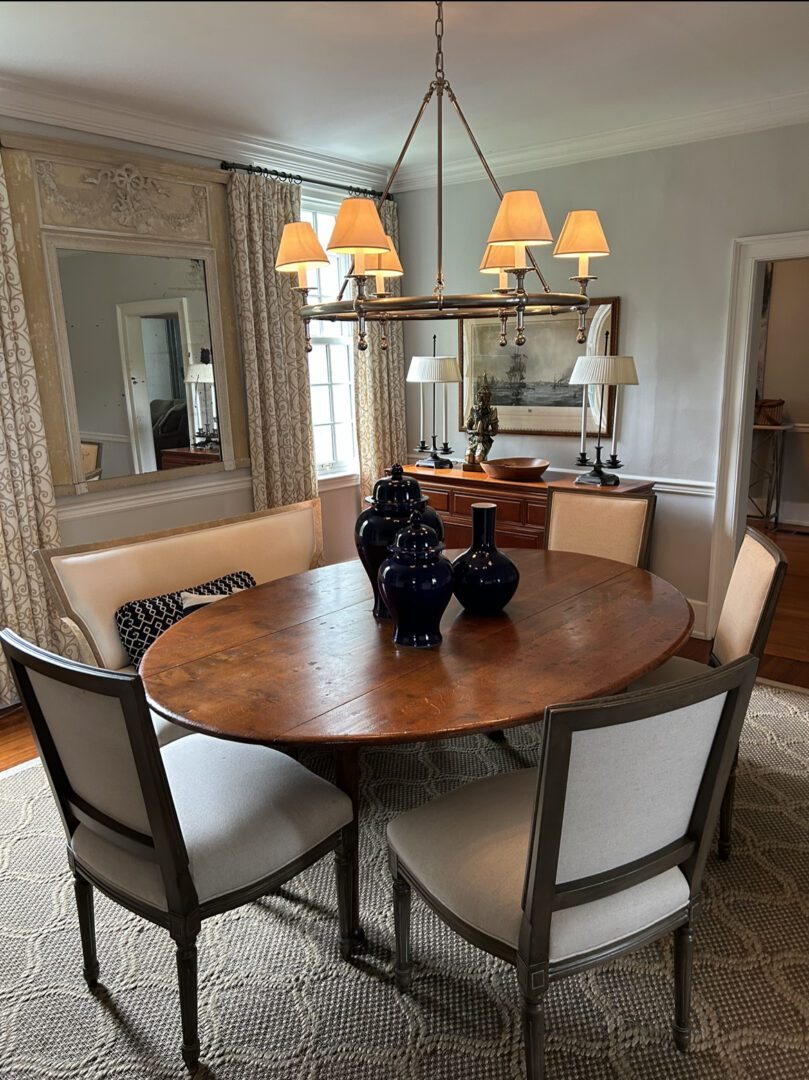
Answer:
[336,84,437,303]
[446,84,552,293]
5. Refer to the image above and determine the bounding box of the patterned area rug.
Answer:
[0,684,808,1079]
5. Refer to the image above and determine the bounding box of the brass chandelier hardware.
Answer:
[276,1,611,354]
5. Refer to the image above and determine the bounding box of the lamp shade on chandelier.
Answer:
[275,0,610,352]
[275,222,329,290]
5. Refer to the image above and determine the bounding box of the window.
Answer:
[301,204,358,477]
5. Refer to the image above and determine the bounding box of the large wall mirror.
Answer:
[44,237,235,489]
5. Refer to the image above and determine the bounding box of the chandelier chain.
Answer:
[434,0,445,81]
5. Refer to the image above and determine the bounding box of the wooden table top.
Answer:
[142,550,693,746]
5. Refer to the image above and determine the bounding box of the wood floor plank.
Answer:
[0,708,37,771]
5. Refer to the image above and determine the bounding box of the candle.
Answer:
[577,253,589,279]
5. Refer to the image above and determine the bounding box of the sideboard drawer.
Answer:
[453,492,523,524]
[526,502,547,528]
[421,486,450,512]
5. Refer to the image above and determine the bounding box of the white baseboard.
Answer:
[688,600,709,639]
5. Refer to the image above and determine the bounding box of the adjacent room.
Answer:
[0,2,807,1077]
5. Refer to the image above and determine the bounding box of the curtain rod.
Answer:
[220,160,388,200]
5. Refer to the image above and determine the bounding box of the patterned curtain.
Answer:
[0,155,66,708]
[354,199,408,496]
[226,173,317,510]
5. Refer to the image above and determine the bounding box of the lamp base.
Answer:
[416,452,453,470]
[575,469,620,487]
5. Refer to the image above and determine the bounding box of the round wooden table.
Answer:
[142,549,693,939]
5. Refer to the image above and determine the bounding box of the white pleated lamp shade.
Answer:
[185,363,215,385]
[407,355,461,383]
[569,355,638,386]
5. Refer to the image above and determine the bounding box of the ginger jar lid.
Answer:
[389,511,444,558]
[366,463,426,513]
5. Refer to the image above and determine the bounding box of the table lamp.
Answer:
[407,339,461,469]
[569,354,638,486]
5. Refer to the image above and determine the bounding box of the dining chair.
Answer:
[1,629,355,1072]
[544,487,657,568]
[634,527,787,858]
[80,439,103,481]
[388,656,758,1080]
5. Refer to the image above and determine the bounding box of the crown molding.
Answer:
[0,76,390,191]
[392,89,809,191]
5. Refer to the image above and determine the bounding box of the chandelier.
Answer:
[275,1,610,354]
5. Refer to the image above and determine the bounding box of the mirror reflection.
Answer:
[56,250,221,481]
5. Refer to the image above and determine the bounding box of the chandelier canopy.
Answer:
[277,1,611,353]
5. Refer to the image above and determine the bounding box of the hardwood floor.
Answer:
[751,525,809,689]
[0,707,36,771]
[0,528,805,770]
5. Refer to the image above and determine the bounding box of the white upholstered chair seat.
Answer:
[632,655,708,689]
[388,768,689,962]
[73,734,353,910]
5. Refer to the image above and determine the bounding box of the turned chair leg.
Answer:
[335,825,356,960]
[718,749,739,861]
[520,981,548,1080]
[174,936,200,1071]
[673,922,695,1052]
[73,872,99,989]
[393,875,412,991]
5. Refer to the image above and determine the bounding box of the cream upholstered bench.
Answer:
[36,500,322,744]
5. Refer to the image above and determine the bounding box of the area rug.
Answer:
[0,684,807,1079]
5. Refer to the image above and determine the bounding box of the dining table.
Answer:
[141,548,693,944]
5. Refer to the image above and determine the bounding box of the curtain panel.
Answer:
[227,173,317,510]
[0,155,66,707]
[354,199,408,496]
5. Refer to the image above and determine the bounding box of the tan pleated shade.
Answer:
[275,222,329,272]
[365,235,404,276]
[327,198,390,254]
[553,210,610,258]
[406,355,461,383]
[569,355,638,386]
[479,244,517,273]
[487,190,552,246]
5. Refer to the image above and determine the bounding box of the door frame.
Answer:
[709,229,809,633]
[116,297,193,474]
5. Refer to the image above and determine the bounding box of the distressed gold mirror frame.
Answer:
[1,134,249,496]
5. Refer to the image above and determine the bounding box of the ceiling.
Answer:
[2,1,809,188]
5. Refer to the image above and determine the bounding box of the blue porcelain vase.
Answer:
[378,511,454,648]
[452,502,519,615]
[355,464,443,619]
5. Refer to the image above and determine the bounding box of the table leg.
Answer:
[334,745,365,949]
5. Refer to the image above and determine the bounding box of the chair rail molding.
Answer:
[710,229,809,636]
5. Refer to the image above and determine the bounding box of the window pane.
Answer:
[315,214,335,247]
[313,425,335,466]
[309,345,329,384]
[302,209,314,226]
[334,423,355,463]
[310,385,332,426]
[319,257,340,298]
[330,344,350,384]
[331,382,352,422]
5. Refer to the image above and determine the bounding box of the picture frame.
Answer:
[458,297,620,437]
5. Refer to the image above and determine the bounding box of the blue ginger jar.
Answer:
[378,511,454,648]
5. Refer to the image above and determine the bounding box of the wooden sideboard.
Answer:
[160,447,222,470]
[404,464,655,549]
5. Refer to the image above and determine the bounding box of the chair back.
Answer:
[36,500,323,669]
[713,527,787,665]
[0,629,196,913]
[544,488,656,568]
[521,656,758,965]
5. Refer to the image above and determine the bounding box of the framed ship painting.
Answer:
[458,297,619,437]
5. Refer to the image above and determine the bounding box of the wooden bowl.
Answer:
[480,458,551,482]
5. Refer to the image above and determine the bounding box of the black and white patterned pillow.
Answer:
[115,570,256,668]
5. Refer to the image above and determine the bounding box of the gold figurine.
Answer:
[463,374,500,471]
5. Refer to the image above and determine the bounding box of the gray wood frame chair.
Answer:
[545,486,657,568]
[1,629,355,1072]
[634,526,787,858]
[388,656,758,1079]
